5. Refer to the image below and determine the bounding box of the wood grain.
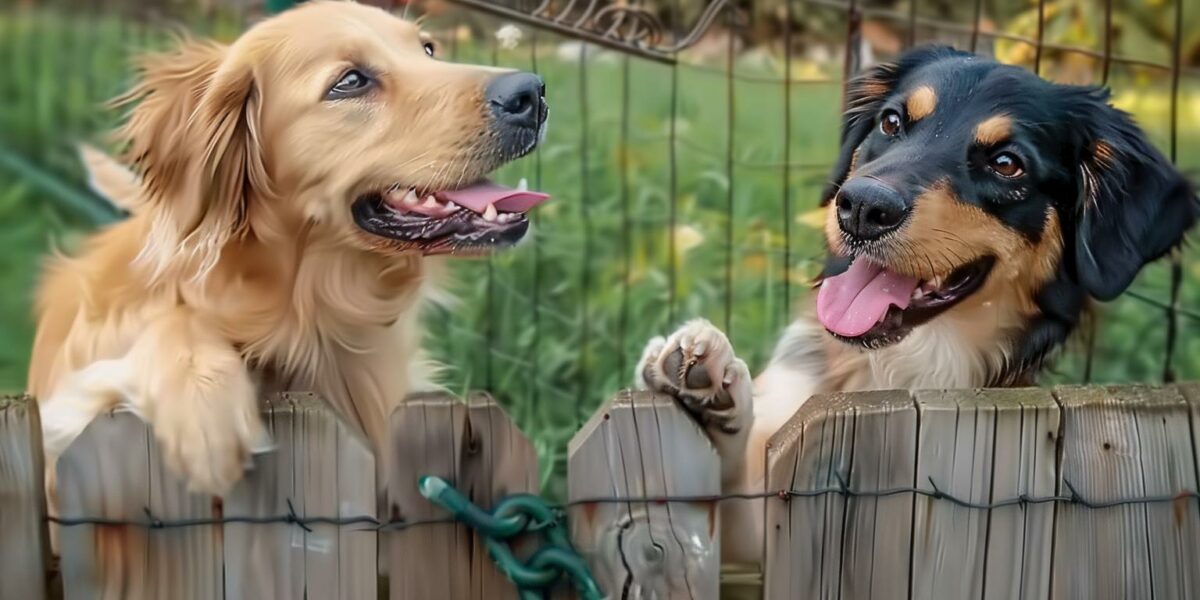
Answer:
[979,388,1059,600]
[911,389,995,599]
[764,392,857,600]
[224,393,376,600]
[1051,385,1153,599]
[568,390,721,599]
[56,395,375,600]
[837,390,916,600]
[0,395,49,600]
[385,393,538,600]
[57,408,219,600]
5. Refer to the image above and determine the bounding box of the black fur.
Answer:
[821,45,1199,383]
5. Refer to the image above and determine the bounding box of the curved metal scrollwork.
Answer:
[443,0,738,64]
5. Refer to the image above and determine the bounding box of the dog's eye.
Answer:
[423,42,436,57]
[879,110,902,137]
[326,70,373,100]
[989,152,1025,178]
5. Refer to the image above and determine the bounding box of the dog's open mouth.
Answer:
[816,255,996,349]
[351,179,550,254]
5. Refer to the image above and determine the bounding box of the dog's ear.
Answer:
[822,45,966,205]
[115,38,269,280]
[1066,87,1199,301]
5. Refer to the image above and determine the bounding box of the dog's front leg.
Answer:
[42,309,268,495]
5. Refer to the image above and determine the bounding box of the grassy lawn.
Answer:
[2,5,1199,498]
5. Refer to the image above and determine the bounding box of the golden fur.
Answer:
[30,1,520,500]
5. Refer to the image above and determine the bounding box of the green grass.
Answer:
[2,6,1199,498]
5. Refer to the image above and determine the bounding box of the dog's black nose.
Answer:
[836,178,910,241]
[487,72,546,130]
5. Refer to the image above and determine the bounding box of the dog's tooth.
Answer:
[483,203,498,222]
[445,201,459,211]
[403,189,419,205]
[517,178,528,192]
[423,195,439,208]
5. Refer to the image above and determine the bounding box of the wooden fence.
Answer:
[2,384,1200,599]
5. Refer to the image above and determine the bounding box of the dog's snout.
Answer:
[836,178,910,241]
[487,72,546,130]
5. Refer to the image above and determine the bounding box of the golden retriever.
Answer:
[30,0,549,497]
[636,46,1197,564]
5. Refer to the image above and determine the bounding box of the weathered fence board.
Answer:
[385,392,538,600]
[1051,385,1200,599]
[764,392,851,599]
[223,393,376,600]
[764,391,915,600]
[0,395,49,600]
[761,385,1200,600]
[979,388,1059,600]
[911,389,996,599]
[839,390,916,600]
[1052,386,1153,599]
[55,394,375,600]
[8,383,1200,598]
[568,390,721,599]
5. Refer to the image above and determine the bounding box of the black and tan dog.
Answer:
[636,45,1199,563]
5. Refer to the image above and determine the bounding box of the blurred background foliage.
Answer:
[1,0,1197,497]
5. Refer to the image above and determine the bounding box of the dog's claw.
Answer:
[636,319,751,435]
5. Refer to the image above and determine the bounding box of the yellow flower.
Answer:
[796,207,827,229]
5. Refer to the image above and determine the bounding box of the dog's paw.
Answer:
[151,389,269,495]
[637,319,752,435]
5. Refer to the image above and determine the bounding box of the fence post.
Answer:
[764,390,916,599]
[385,392,539,600]
[55,393,376,599]
[223,393,377,600]
[0,395,49,600]
[567,390,721,599]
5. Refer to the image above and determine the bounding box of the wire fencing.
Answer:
[0,0,1197,495]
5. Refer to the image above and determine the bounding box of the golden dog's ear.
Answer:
[115,38,269,280]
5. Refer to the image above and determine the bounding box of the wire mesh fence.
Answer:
[0,0,1197,497]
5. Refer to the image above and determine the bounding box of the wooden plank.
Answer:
[57,407,220,600]
[0,395,49,600]
[1119,386,1200,598]
[979,388,1059,600]
[1050,385,1154,599]
[909,388,1059,599]
[840,390,916,600]
[1178,382,1200,595]
[386,393,538,600]
[910,389,994,599]
[568,390,721,599]
[224,393,377,600]
[764,392,857,600]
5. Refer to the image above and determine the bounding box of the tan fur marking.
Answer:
[906,86,937,121]
[975,115,1012,146]
[855,78,892,100]
[1093,140,1116,166]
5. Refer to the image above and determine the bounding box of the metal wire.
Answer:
[1162,0,1186,384]
[577,39,592,424]
[47,475,1200,532]
[723,4,735,334]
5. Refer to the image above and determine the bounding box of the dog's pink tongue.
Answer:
[817,258,918,337]
[437,182,550,214]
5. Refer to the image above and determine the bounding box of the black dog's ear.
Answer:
[821,45,968,205]
[1068,87,1199,301]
